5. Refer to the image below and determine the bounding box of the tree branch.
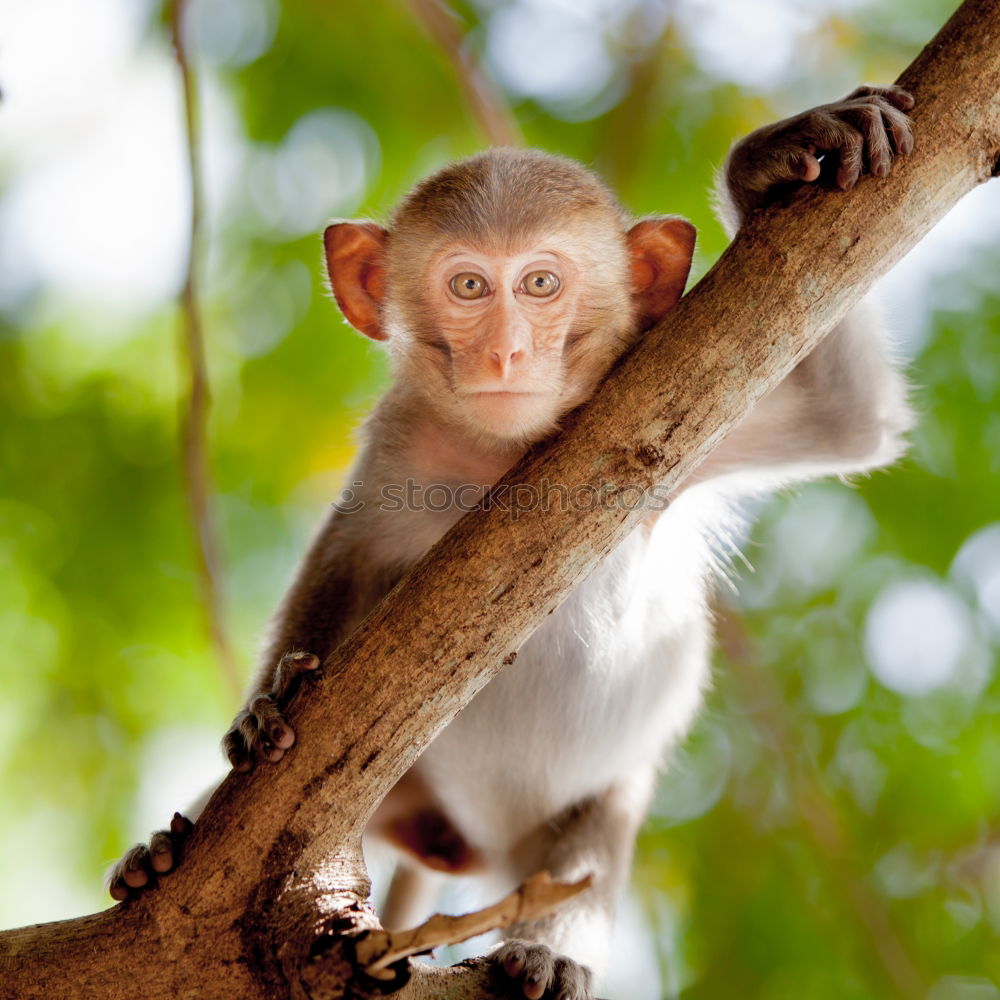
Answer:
[2,1,998,996]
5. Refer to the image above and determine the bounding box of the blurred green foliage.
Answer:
[0,0,997,997]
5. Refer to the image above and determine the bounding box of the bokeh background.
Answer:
[1,0,998,996]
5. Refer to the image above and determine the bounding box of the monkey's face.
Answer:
[400,229,637,442]
[323,152,695,447]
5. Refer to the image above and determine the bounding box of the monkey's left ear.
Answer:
[626,217,696,331]
[323,222,389,341]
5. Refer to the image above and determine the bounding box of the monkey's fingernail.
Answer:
[151,850,173,874]
[123,869,148,888]
[267,747,285,762]
[170,813,191,835]
[110,883,129,901]
[233,758,253,773]
[796,153,821,182]
[271,726,294,749]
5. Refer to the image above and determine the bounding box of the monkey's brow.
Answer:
[438,247,565,264]
[438,249,486,263]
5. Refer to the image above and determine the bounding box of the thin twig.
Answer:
[402,0,523,147]
[356,870,592,978]
[169,0,241,699]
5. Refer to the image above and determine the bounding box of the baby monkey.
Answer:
[110,86,914,999]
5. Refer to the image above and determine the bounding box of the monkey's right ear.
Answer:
[323,222,389,341]
[626,216,696,331]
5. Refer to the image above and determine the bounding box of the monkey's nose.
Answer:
[489,348,525,377]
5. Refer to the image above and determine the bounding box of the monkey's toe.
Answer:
[249,693,296,750]
[273,650,320,698]
[149,829,175,873]
[848,83,915,112]
[493,941,593,1000]
[107,813,193,901]
[224,694,300,770]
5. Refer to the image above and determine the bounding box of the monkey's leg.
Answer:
[493,769,655,1000]
[380,861,443,931]
[107,812,194,901]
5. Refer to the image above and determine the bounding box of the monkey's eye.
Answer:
[520,270,560,298]
[450,273,489,300]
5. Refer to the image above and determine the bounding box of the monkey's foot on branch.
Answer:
[107,812,194,901]
[494,940,593,1000]
[355,870,592,979]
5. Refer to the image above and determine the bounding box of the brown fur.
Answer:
[109,108,913,997]
[389,148,629,250]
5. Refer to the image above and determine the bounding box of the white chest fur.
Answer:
[394,485,733,856]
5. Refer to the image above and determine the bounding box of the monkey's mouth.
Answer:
[463,390,545,399]
[466,389,541,399]
[459,389,558,438]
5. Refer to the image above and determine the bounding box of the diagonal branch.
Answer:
[170,0,241,699]
[1,1,998,997]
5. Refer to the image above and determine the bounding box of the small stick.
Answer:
[356,870,592,978]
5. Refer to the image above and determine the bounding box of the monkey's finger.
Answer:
[149,830,175,874]
[254,737,286,764]
[552,957,592,1000]
[152,813,195,873]
[797,151,822,182]
[519,947,556,1000]
[107,843,153,899]
[501,942,527,977]
[249,694,296,751]
[522,980,545,1000]
[752,144,820,189]
[855,102,893,177]
[245,724,285,764]
[879,101,914,156]
[834,127,865,190]
[223,721,255,772]
[170,811,194,837]
[847,83,915,112]
[272,651,320,702]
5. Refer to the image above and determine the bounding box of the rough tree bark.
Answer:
[2,1,998,997]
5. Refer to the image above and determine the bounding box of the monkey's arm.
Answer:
[693,85,915,486]
[107,512,379,899]
[222,510,399,771]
